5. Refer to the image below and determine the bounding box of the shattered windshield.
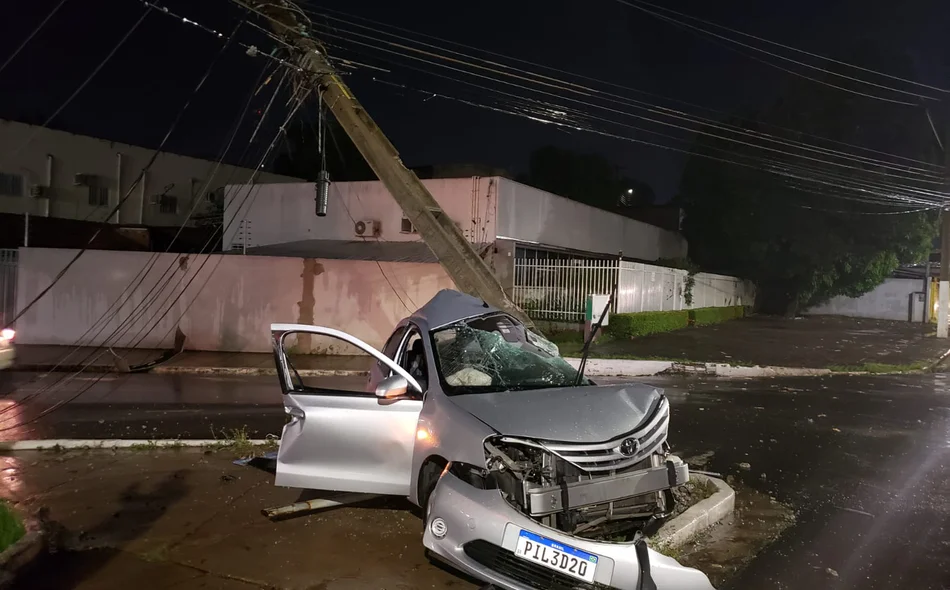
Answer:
[431,314,589,394]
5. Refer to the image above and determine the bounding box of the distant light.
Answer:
[417,428,430,441]
[0,329,13,341]
[627,189,634,194]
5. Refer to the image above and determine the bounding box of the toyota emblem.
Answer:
[619,438,640,457]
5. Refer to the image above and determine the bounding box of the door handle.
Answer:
[285,407,305,420]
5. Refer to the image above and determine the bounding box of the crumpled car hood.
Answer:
[448,384,664,443]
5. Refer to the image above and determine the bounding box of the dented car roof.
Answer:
[409,289,502,332]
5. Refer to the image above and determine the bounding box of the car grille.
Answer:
[463,540,617,590]
[541,396,669,473]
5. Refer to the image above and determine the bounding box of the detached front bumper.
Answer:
[423,470,715,590]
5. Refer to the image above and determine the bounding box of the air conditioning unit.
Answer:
[354,219,380,237]
[29,185,47,198]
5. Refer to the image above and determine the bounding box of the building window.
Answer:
[400,217,417,234]
[0,172,24,197]
[159,194,178,214]
[88,186,109,207]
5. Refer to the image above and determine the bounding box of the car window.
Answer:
[378,326,408,375]
[397,328,428,396]
[431,314,585,395]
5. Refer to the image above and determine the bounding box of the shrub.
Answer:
[689,306,745,326]
[606,310,690,339]
[0,501,24,553]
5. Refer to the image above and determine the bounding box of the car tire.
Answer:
[418,459,446,513]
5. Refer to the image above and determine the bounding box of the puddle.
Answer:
[672,484,796,587]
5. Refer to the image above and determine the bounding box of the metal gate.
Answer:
[0,249,16,327]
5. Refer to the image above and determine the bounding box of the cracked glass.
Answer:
[431,314,590,394]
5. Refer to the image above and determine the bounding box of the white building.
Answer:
[223,176,688,263]
[0,119,301,227]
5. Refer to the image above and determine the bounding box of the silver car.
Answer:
[270,290,715,590]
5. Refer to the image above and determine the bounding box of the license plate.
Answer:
[514,529,598,583]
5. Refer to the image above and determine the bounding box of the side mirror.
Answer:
[375,374,409,399]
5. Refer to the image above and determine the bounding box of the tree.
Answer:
[679,46,939,316]
[521,145,655,210]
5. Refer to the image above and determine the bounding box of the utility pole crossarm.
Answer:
[246,0,533,327]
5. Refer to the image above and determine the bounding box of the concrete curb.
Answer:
[650,475,735,549]
[0,514,45,590]
[14,364,369,377]
[0,439,278,451]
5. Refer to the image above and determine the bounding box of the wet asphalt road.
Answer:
[2,370,950,589]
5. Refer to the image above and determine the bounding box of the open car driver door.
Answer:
[270,324,423,495]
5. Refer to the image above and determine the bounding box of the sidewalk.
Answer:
[558,315,948,371]
[13,345,372,376]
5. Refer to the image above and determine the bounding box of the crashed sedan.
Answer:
[270,289,715,590]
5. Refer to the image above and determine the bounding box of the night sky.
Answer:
[1,0,949,202]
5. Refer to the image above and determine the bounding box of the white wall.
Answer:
[14,248,455,353]
[495,178,688,262]
[0,119,300,227]
[805,278,924,322]
[223,177,498,251]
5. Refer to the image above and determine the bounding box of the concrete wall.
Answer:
[0,119,300,227]
[494,178,688,261]
[805,278,924,322]
[14,248,455,353]
[223,177,498,251]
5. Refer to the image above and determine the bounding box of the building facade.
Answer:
[222,176,688,262]
[0,119,300,227]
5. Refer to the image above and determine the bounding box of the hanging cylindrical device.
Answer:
[315,169,330,217]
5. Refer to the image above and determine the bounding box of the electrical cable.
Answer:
[302,4,942,170]
[0,0,71,77]
[612,0,933,106]
[322,39,947,206]
[2,12,245,332]
[308,23,945,187]
[615,0,950,95]
[0,100,303,430]
[359,73,945,211]
[0,22,278,416]
[306,17,943,180]
[2,6,151,166]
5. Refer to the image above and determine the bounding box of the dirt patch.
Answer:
[671,484,797,587]
[669,478,718,521]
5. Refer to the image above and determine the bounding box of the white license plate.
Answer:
[514,529,598,583]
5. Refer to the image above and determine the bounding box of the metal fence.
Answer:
[0,249,16,327]
[512,257,753,322]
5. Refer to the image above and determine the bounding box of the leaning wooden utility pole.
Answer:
[245,1,533,327]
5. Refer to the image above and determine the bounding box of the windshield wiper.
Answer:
[574,286,616,386]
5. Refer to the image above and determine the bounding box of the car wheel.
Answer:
[418,459,446,513]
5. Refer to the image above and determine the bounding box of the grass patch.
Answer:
[0,501,25,553]
[207,425,278,456]
[828,361,929,374]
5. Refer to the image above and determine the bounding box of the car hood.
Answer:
[448,383,664,443]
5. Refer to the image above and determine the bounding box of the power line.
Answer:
[2,6,151,166]
[3,12,245,332]
[303,4,942,170]
[617,0,950,95]
[613,0,937,105]
[306,14,943,180]
[0,0,70,77]
[314,28,947,201]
